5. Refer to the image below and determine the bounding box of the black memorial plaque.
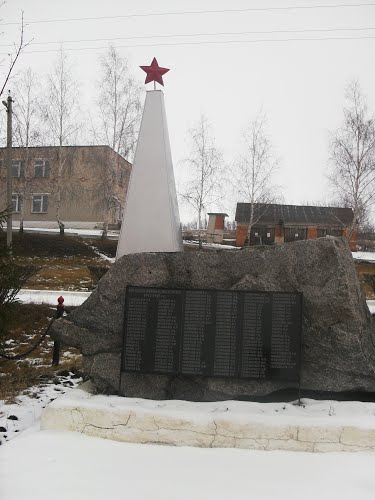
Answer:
[122,287,302,381]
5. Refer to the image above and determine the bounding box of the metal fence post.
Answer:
[52,295,64,366]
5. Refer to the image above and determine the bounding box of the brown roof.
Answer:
[235,203,354,227]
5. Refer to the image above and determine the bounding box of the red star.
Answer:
[140,57,170,86]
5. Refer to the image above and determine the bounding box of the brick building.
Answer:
[235,203,357,250]
[0,145,131,224]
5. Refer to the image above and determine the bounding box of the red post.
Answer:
[52,295,64,366]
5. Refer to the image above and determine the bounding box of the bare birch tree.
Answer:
[181,115,224,247]
[329,81,375,233]
[95,46,143,238]
[43,48,79,235]
[0,11,31,98]
[12,68,43,232]
[231,112,279,245]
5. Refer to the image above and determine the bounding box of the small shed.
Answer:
[206,212,228,244]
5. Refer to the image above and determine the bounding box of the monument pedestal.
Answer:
[41,385,375,453]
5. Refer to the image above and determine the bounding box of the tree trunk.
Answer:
[56,195,65,236]
[246,202,255,246]
[101,220,108,240]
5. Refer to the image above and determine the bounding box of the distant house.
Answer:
[235,203,357,251]
[0,145,131,224]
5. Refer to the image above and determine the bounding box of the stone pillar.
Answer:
[116,90,183,259]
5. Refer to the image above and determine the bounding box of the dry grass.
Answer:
[354,261,375,299]
[15,256,96,290]
[0,233,115,291]
[0,303,82,403]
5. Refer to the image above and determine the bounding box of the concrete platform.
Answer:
[41,385,375,453]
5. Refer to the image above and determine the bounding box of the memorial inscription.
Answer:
[122,287,302,381]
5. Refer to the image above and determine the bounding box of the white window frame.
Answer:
[12,159,22,177]
[34,159,49,178]
[31,193,49,213]
[12,193,21,212]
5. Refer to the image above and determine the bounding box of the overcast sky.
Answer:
[3,0,375,222]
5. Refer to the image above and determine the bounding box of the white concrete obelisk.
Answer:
[116,88,183,259]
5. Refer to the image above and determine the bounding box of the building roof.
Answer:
[235,203,354,227]
[0,145,130,164]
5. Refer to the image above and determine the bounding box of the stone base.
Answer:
[50,238,375,398]
[40,384,375,453]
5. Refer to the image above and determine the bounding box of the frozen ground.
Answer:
[352,251,375,262]
[1,386,375,499]
[2,429,375,500]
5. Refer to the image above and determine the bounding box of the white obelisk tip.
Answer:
[116,90,183,259]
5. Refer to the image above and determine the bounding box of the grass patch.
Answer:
[0,233,115,291]
[0,232,97,258]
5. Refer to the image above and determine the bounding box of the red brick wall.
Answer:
[275,225,284,243]
[307,226,318,240]
[236,224,248,246]
[214,216,225,230]
[343,229,358,251]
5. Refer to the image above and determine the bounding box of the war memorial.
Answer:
[41,59,375,452]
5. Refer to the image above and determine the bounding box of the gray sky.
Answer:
[3,0,375,223]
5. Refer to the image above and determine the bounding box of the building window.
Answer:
[317,227,344,238]
[12,160,23,177]
[12,193,21,212]
[32,194,48,213]
[34,159,50,178]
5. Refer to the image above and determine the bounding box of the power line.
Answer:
[1,3,375,26]
[5,34,375,55]
[2,26,375,48]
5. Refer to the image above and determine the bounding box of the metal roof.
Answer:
[207,212,229,217]
[235,203,354,226]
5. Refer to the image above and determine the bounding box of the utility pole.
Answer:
[3,92,13,249]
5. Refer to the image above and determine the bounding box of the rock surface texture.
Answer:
[51,237,375,400]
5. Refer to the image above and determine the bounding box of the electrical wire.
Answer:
[1,3,375,26]
[1,26,375,48]
[4,34,375,55]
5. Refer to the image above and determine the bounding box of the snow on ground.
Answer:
[2,383,375,499]
[184,239,239,250]
[82,240,115,263]
[17,289,90,307]
[5,225,120,239]
[1,424,375,500]
[0,372,82,445]
[352,251,375,262]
